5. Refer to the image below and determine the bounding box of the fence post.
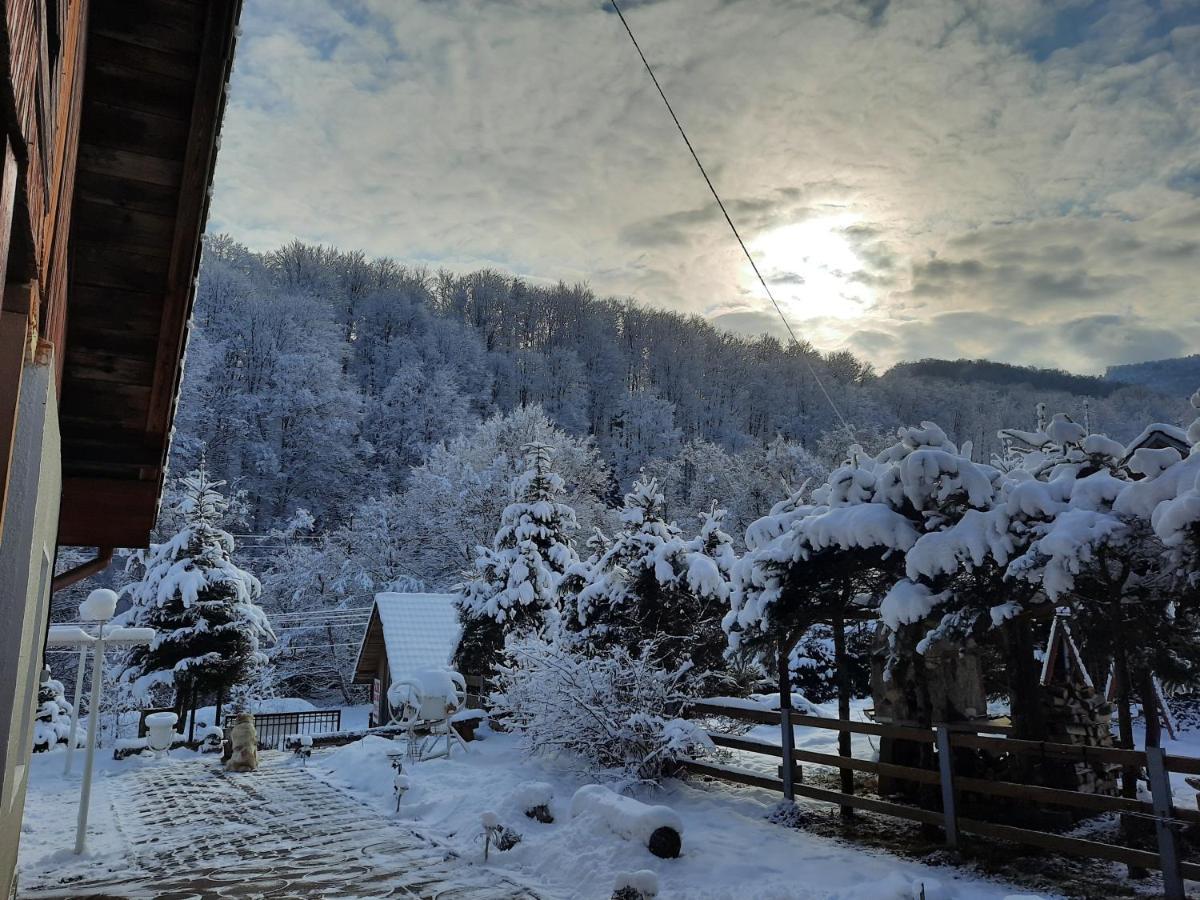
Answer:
[935,726,958,850]
[780,707,795,801]
[778,643,796,801]
[1145,746,1184,900]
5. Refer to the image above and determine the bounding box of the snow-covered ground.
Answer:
[40,694,1200,898]
[18,743,204,887]
[314,718,1047,900]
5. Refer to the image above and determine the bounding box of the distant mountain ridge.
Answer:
[886,358,1122,397]
[1105,355,1200,400]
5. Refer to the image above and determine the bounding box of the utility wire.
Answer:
[608,0,854,439]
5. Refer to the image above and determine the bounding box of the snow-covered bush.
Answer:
[491,636,712,783]
[612,870,659,900]
[480,811,522,859]
[513,781,555,822]
[32,666,81,753]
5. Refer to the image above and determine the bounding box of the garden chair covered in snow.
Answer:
[387,668,469,761]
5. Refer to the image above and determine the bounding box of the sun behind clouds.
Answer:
[747,214,874,323]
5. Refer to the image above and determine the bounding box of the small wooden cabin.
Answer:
[352,593,463,727]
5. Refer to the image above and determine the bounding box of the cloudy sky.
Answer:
[209,0,1200,374]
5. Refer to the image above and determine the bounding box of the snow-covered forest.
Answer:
[153,236,1195,700]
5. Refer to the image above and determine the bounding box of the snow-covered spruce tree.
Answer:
[455,443,580,677]
[1135,389,1200,583]
[567,479,734,680]
[728,447,917,795]
[907,409,1200,748]
[122,469,274,720]
[789,622,873,704]
[32,666,81,752]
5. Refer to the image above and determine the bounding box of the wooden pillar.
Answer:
[833,613,854,816]
[778,642,796,801]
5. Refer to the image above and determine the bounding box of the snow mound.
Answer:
[570,784,682,846]
[512,782,554,811]
[613,869,658,896]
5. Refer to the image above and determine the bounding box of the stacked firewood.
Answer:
[1039,682,1120,796]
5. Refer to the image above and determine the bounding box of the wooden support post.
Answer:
[779,643,796,801]
[935,726,958,850]
[1145,746,1184,900]
[833,613,854,818]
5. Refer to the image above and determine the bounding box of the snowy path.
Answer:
[20,751,542,899]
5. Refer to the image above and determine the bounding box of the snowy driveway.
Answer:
[20,751,542,899]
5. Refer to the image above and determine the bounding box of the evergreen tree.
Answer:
[455,443,580,675]
[32,666,80,752]
[122,469,274,718]
[568,479,734,678]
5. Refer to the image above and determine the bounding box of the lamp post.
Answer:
[74,588,118,855]
[63,635,90,776]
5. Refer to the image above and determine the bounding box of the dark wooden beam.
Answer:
[57,476,159,547]
[144,0,238,444]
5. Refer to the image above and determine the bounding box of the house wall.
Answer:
[0,3,88,891]
[0,360,60,896]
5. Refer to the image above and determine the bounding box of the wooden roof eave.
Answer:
[351,604,384,685]
[56,0,243,549]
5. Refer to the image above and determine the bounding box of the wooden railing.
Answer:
[224,709,342,750]
[684,698,1197,897]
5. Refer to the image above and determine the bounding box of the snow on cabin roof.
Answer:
[1124,423,1189,459]
[353,593,462,683]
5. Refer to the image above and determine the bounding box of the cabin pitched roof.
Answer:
[352,593,462,685]
[1123,423,1190,461]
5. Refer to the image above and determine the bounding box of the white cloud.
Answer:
[209,0,1200,372]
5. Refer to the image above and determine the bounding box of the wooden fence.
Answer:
[224,709,342,750]
[684,699,1199,898]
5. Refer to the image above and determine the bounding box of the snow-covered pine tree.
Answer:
[122,469,274,720]
[32,666,81,752]
[789,623,873,704]
[455,443,580,676]
[568,479,733,678]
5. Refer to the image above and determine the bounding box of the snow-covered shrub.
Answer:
[612,870,659,899]
[491,636,712,782]
[480,811,522,860]
[513,781,555,823]
[32,666,81,753]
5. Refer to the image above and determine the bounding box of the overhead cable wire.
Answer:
[607,0,855,439]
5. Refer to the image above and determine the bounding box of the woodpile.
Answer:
[1038,682,1120,796]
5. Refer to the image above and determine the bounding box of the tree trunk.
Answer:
[1003,616,1044,743]
[214,685,224,734]
[1138,669,1161,749]
[1112,634,1147,879]
[778,642,798,796]
[832,613,854,816]
[187,682,199,743]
